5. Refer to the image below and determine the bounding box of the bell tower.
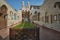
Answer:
[28,2,30,9]
[22,1,25,10]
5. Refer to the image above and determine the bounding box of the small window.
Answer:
[17,16,19,20]
[37,7,40,9]
[34,6,36,9]
[51,15,52,23]
[45,12,47,15]
[0,13,3,16]
[38,12,40,21]
[35,11,37,14]
[53,15,57,21]
[10,11,13,20]
[14,13,16,20]
[54,2,60,8]
[45,16,49,23]
[51,15,57,23]
[58,14,60,21]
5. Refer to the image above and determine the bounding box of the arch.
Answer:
[1,5,8,10]
[0,5,8,14]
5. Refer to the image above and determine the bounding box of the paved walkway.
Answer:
[35,23,60,40]
[40,26,60,40]
[34,21,60,40]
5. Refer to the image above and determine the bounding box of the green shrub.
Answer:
[13,22,36,29]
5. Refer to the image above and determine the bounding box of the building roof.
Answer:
[30,5,40,7]
[30,5,40,9]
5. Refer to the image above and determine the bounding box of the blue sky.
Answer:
[6,0,44,10]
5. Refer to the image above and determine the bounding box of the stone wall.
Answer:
[39,0,60,31]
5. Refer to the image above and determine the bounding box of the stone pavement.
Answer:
[40,26,60,40]
[34,21,60,40]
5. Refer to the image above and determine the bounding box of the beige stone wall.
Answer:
[0,0,22,27]
[17,10,22,23]
[39,0,60,31]
[0,0,22,39]
[30,6,40,21]
[0,0,16,26]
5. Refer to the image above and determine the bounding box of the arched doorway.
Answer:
[0,5,8,30]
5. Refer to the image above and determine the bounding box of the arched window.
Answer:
[10,11,13,20]
[14,13,16,20]
[0,5,8,19]
[1,5,8,13]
